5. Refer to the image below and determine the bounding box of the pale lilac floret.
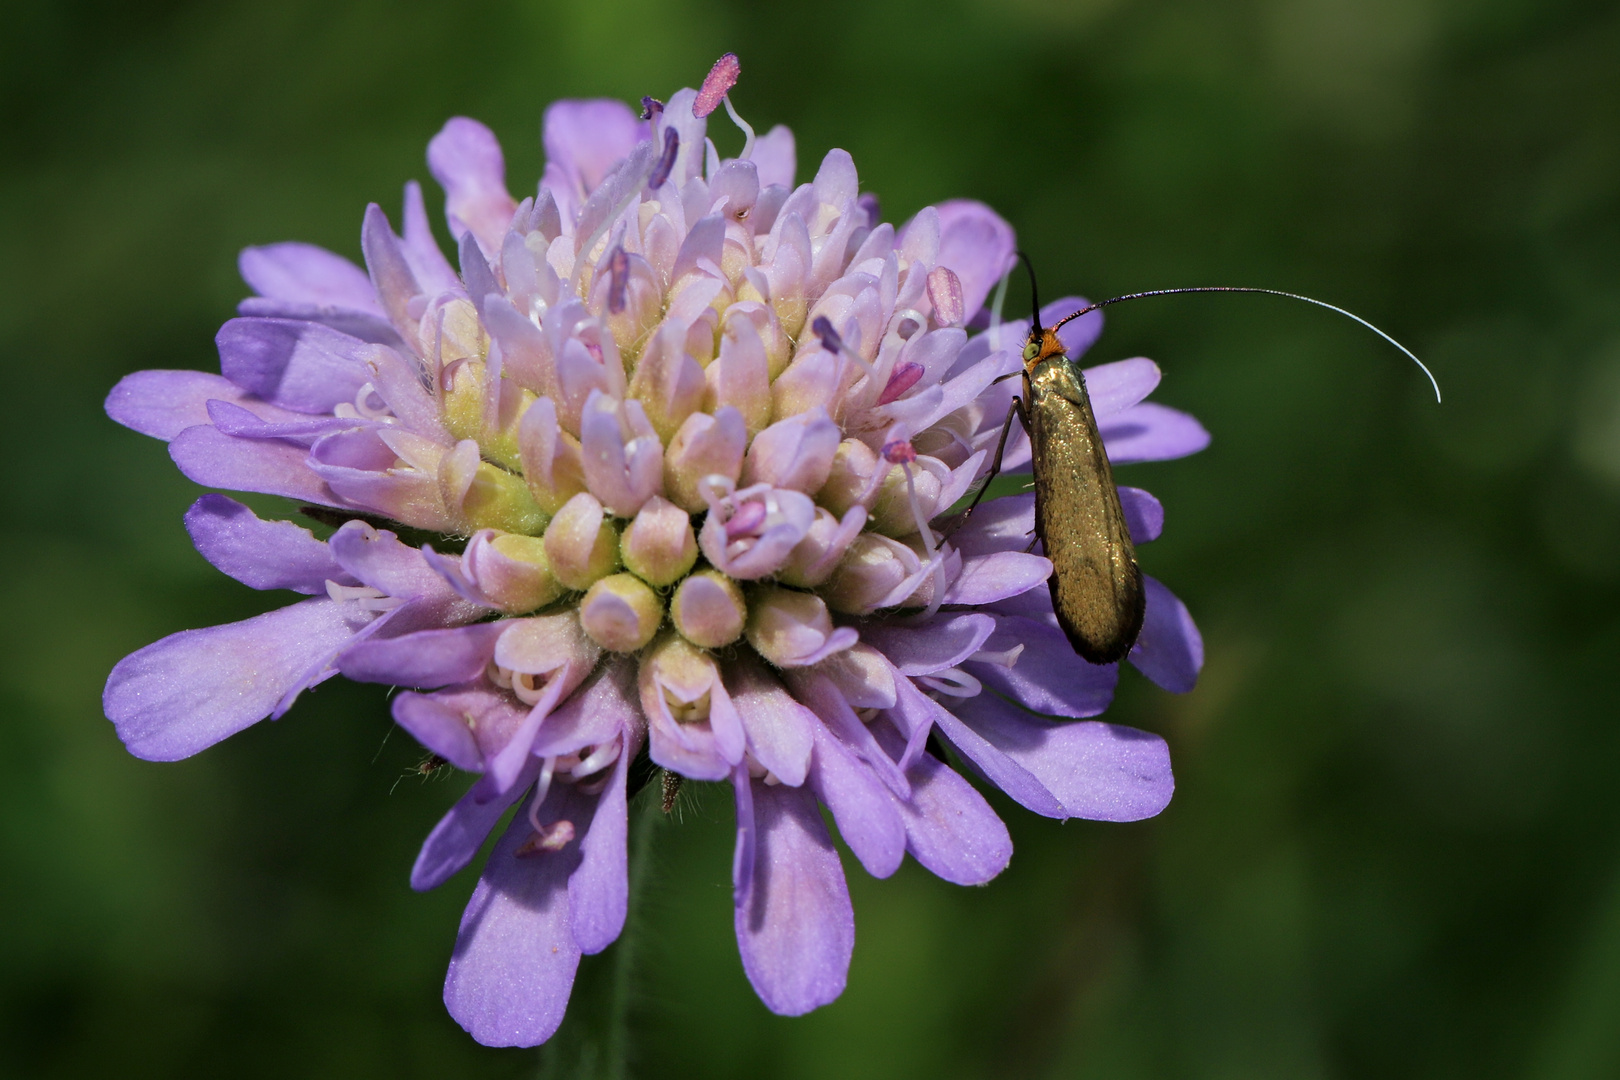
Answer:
[102,56,1209,1047]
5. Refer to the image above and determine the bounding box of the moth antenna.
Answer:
[1016,250,1042,334]
[1049,286,1442,403]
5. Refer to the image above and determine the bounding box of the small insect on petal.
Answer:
[649,128,679,189]
[694,53,741,118]
[926,266,965,327]
[810,315,843,355]
[607,246,630,314]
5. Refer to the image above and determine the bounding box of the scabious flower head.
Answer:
[103,54,1210,1046]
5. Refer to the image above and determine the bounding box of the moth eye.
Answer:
[1022,341,1040,361]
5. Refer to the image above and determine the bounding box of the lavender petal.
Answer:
[184,494,349,595]
[734,778,854,1017]
[443,807,583,1048]
[104,598,364,761]
[1128,575,1204,693]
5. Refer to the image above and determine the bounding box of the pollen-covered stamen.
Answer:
[693,53,740,119]
[926,266,965,327]
[877,362,925,406]
[811,315,844,356]
[649,128,679,190]
[325,580,403,612]
[640,96,663,121]
[607,246,630,314]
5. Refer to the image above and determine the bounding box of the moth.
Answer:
[969,272,1440,666]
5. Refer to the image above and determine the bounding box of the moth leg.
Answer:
[954,393,1029,527]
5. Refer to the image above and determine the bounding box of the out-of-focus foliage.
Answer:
[3,0,1618,1076]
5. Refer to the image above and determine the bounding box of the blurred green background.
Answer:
[4,0,1619,1076]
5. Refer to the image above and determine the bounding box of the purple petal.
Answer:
[530,659,638,759]
[950,693,1173,822]
[327,519,449,600]
[104,598,364,761]
[185,494,348,595]
[339,621,504,687]
[391,685,487,771]
[1128,575,1203,693]
[428,117,518,257]
[569,747,630,954]
[412,762,540,891]
[443,805,583,1048]
[734,778,854,1017]
[752,125,796,189]
[726,658,815,787]
[235,297,405,349]
[169,424,339,505]
[808,724,905,879]
[238,242,385,316]
[1083,357,1161,418]
[942,551,1051,606]
[933,200,1016,322]
[965,615,1118,718]
[871,719,1011,885]
[858,613,995,676]
[1100,403,1211,464]
[215,318,371,414]
[1118,486,1164,544]
[948,493,1034,558]
[542,99,648,214]
[106,370,254,442]
[894,675,1067,818]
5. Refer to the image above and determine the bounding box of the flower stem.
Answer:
[537,789,663,1080]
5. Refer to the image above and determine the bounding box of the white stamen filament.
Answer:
[970,644,1024,669]
[569,738,622,779]
[988,267,1010,353]
[353,382,393,421]
[899,461,946,616]
[511,670,551,706]
[324,580,403,611]
[527,756,557,834]
[919,667,981,698]
[722,95,757,160]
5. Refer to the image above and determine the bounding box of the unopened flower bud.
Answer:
[746,586,858,667]
[542,492,621,590]
[671,570,747,648]
[869,460,944,537]
[463,530,565,612]
[579,573,664,652]
[664,406,747,512]
[817,439,882,517]
[821,533,925,614]
[621,496,698,586]
[777,505,867,588]
[441,440,547,536]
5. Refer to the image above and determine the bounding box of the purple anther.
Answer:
[724,499,767,539]
[926,266,965,327]
[877,361,925,405]
[640,96,664,121]
[881,439,918,465]
[810,315,843,355]
[607,246,630,314]
[694,53,740,118]
[649,128,679,190]
[858,192,881,229]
